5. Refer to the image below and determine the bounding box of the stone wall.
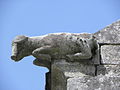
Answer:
[48,20,120,90]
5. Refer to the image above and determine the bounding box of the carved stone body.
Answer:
[11,33,98,68]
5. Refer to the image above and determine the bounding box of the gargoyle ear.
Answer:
[13,35,28,43]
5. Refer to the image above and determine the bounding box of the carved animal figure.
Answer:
[11,33,98,68]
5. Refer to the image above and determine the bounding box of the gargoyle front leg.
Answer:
[32,46,52,62]
[66,39,92,61]
[66,52,92,61]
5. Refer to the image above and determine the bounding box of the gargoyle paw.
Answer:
[66,55,74,62]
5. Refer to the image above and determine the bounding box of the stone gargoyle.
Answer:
[11,33,98,69]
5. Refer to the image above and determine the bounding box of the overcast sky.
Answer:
[0,0,120,90]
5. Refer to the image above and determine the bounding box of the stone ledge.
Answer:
[52,60,95,77]
[51,60,95,90]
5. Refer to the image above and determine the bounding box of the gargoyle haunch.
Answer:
[11,33,98,68]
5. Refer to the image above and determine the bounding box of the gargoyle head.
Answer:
[11,35,30,62]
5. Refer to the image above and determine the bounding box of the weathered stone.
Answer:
[11,33,99,90]
[51,65,67,90]
[11,33,98,69]
[94,20,120,44]
[54,64,120,90]
[66,62,120,90]
[92,47,100,65]
[11,20,120,90]
[101,45,120,64]
[67,77,91,90]
[52,60,95,77]
[67,75,120,90]
[97,65,120,75]
[51,60,95,90]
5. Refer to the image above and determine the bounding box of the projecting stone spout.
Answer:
[11,33,98,69]
[11,33,99,90]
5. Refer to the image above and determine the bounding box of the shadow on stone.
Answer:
[45,72,51,90]
[97,65,107,75]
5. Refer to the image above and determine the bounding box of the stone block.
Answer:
[51,60,95,90]
[67,77,91,90]
[51,60,120,90]
[52,60,95,77]
[67,75,120,90]
[101,45,120,64]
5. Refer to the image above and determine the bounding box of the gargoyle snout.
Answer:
[11,43,20,61]
[11,55,17,60]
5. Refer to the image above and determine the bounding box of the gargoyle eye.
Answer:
[80,39,82,41]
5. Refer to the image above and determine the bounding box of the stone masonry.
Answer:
[11,20,120,90]
[51,20,120,90]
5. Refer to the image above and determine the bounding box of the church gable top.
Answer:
[94,20,120,44]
